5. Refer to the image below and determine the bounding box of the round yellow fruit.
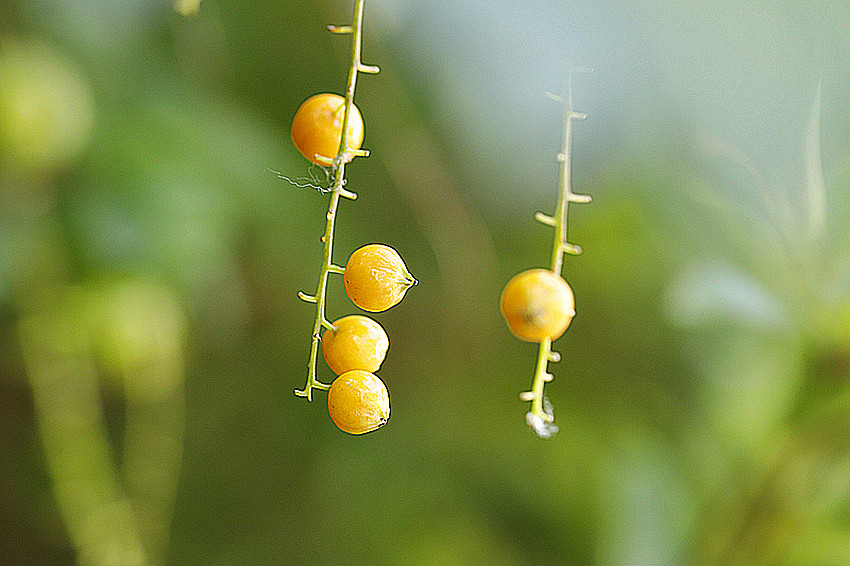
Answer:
[327,370,390,435]
[322,315,389,375]
[344,244,416,312]
[500,268,575,342]
[290,93,363,165]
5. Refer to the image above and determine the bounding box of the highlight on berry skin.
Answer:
[327,370,390,435]
[343,244,417,313]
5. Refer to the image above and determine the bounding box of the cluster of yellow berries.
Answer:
[322,244,415,434]
[291,90,416,435]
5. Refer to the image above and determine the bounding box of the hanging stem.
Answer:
[523,70,592,437]
[295,0,377,401]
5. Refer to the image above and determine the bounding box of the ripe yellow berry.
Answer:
[322,315,389,375]
[500,268,575,342]
[344,244,416,312]
[290,93,364,165]
[327,370,390,435]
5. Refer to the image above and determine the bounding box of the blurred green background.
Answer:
[2,0,850,564]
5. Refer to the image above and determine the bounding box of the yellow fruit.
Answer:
[322,315,389,375]
[500,268,575,342]
[327,370,390,435]
[344,244,416,312]
[290,93,364,165]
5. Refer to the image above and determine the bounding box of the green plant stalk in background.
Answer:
[295,0,377,401]
[20,311,150,566]
[521,72,592,438]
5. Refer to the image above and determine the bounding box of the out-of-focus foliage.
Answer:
[1,1,849,565]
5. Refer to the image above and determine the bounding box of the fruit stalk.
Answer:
[524,71,592,437]
[295,0,376,401]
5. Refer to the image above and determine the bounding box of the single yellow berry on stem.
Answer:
[327,369,390,434]
[290,93,364,166]
[344,244,417,312]
[500,268,575,342]
[322,315,389,375]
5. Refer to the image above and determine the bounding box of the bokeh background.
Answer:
[2,0,850,564]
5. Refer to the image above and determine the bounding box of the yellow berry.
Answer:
[500,268,575,342]
[322,315,389,375]
[327,370,390,435]
[344,244,416,312]
[290,93,364,165]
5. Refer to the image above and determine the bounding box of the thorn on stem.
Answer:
[328,25,353,34]
[314,154,334,166]
[339,187,358,200]
[535,212,556,226]
[562,243,583,255]
[519,391,536,401]
[358,64,380,74]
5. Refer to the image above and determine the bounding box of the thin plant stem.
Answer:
[295,0,376,401]
[523,71,591,438]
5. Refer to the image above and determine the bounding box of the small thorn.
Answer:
[339,187,358,200]
[543,373,554,382]
[549,351,561,363]
[569,193,592,204]
[328,25,353,34]
[519,391,535,401]
[320,235,326,243]
[358,64,380,74]
[562,243,583,255]
[535,212,556,226]
[556,152,566,162]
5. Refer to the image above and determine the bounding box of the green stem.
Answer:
[295,0,375,401]
[20,311,149,566]
[524,72,591,438]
